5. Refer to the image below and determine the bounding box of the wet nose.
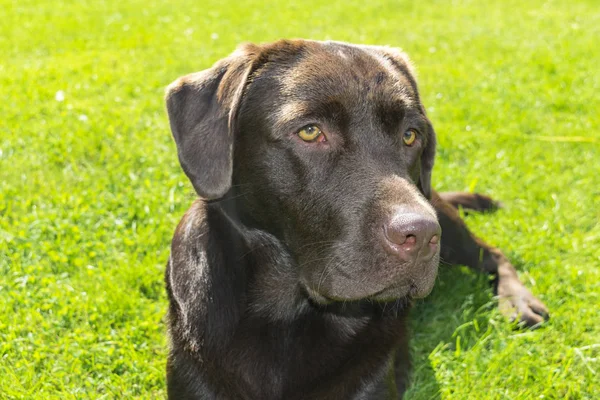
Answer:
[382,210,441,260]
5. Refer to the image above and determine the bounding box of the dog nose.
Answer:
[382,211,441,259]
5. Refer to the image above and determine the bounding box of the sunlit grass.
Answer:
[1,0,599,398]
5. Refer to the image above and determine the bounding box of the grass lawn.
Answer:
[1,0,599,398]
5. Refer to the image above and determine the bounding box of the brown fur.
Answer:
[164,40,548,399]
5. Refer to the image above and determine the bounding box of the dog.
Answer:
[164,39,549,399]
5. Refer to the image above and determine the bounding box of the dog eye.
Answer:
[402,129,418,146]
[297,125,325,142]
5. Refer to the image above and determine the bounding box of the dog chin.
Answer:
[366,281,433,302]
[302,281,424,305]
[369,285,412,302]
[302,269,438,304]
[302,285,336,305]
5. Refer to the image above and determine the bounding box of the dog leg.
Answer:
[432,191,549,327]
[438,191,502,213]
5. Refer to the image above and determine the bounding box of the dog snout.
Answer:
[382,209,441,261]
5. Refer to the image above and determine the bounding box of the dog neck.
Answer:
[169,199,412,398]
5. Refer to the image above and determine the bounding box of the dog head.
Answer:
[166,40,440,303]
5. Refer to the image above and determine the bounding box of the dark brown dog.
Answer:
[164,40,548,399]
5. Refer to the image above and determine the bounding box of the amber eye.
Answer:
[403,129,417,146]
[297,125,323,142]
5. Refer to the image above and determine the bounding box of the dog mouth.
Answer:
[371,280,434,301]
[301,254,439,304]
[302,277,432,305]
[302,285,336,305]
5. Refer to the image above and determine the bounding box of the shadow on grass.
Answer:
[404,265,497,399]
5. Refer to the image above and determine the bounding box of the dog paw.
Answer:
[497,278,549,328]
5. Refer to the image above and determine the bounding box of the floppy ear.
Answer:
[165,49,256,199]
[360,44,436,199]
[417,121,436,199]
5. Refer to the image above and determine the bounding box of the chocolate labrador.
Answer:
[164,39,549,399]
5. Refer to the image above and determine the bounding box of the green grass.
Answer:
[1,0,599,398]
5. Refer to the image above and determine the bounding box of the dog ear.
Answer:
[165,47,256,199]
[360,45,436,199]
[417,121,436,199]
